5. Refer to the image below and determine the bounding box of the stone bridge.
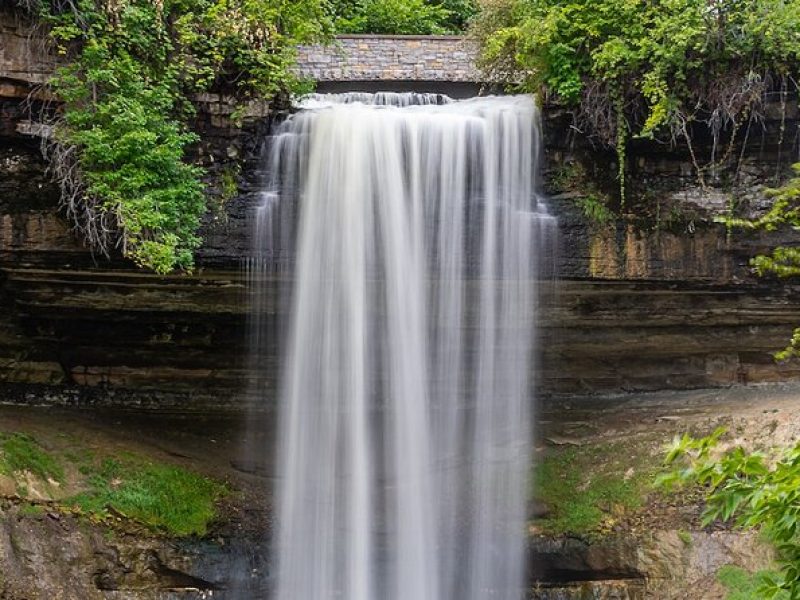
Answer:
[295,35,485,97]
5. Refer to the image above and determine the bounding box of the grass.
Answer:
[68,456,226,536]
[717,565,788,600]
[0,433,64,483]
[18,502,46,517]
[0,430,224,537]
[532,442,657,535]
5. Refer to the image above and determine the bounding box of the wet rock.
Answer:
[529,530,775,599]
[0,503,269,599]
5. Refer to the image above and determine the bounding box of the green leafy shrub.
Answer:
[473,0,800,204]
[335,0,452,34]
[331,0,476,34]
[21,0,329,273]
[718,565,789,600]
[436,0,478,31]
[659,429,800,598]
[730,165,800,278]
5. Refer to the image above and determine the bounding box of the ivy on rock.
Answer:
[726,164,800,360]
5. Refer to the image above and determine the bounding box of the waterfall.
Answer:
[251,92,556,600]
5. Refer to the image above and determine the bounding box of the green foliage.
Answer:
[332,0,475,34]
[210,162,241,221]
[433,0,478,31]
[69,456,225,536]
[26,0,329,273]
[717,565,789,600]
[574,196,614,225]
[729,165,800,277]
[0,433,64,483]
[220,164,241,203]
[50,48,205,272]
[534,444,653,535]
[334,0,449,34]
[474,0,800,202]
[660,429,800,598]
[550,162,614,225]
[724,164,800,360]
[677,529,693,546]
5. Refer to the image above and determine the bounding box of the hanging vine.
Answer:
[473,0,800,207]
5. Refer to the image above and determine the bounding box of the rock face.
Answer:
[0,502,776,600]
[2,6,800,411]
[0,11,56,88]
[0,499,270,600]
[530,530,775,599]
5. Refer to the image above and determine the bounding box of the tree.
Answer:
[20,0,330,273]
[332,0,477,35]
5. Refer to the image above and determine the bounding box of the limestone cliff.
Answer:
[1,6,800,411]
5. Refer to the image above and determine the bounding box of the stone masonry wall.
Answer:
[295,35,481,82]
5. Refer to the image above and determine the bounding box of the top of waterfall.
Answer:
[296,92,453,109]
[294,93,542,119]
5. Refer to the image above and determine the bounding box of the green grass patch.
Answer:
[677,529,692,546]
[18,502,46,518]
[68,456,225,537]
[0,431,225,537]
[717,565,788,600]
[0,433,64,483]
[533,442,656,535]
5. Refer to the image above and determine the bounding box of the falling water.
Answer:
[251,92,556,600]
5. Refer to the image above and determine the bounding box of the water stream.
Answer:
[251,92,555,599]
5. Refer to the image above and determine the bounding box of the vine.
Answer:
[614,93,626,209]
[473,0,800,206]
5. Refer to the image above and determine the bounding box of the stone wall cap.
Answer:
[334,34,468,41]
